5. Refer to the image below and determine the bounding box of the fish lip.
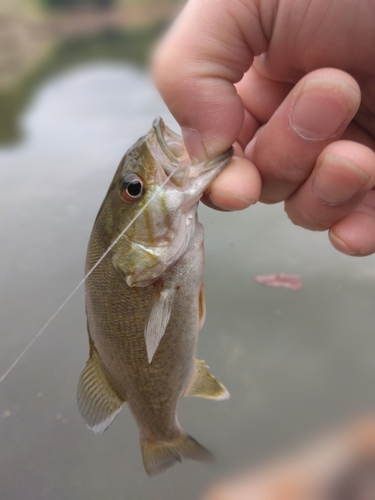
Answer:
[153,117,184,168]
[190,147,234,176]
[152,117,234,184]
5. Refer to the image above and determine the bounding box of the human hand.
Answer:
[153,0,375,256]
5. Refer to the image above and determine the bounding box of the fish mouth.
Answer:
[153,117,190,169]
[152,117,233,187]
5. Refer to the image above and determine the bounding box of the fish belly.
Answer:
[84,223,205,439]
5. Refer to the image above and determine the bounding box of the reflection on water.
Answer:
[0,63,375,499]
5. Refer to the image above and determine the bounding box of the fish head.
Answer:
[100,117,233,287]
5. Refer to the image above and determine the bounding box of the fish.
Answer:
[77,117,233,476]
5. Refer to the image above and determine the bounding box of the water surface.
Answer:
[0,64,374,499]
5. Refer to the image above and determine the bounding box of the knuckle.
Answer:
[284,201,330,231]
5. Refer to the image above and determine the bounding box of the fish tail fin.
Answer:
[140,432,212,477]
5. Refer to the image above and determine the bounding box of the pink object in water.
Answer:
[254,273,302,290]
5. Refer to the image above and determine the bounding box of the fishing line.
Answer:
[0,164,183,385]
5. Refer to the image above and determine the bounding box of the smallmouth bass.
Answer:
[77,118,233,476]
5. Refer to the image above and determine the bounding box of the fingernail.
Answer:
[312,154,370,204]
[290,79,359,141]
[181,127,208,161]
[329,231,358,255]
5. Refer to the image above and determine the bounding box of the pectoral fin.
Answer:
[184,360,230,400]
[77,343,125,434]
[144,283,175,364]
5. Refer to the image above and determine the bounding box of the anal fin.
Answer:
[77,344,124,434]
[184,359,230,400]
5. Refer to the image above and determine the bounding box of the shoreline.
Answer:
[0,3,183,90]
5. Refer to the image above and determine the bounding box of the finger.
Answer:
[237,108,261,152]
[205,70,292,211]
[285,141,375,231]
[244,68,361,203]
[329,190,375,256]
[152,0,269,160]
[236,65,293,127]
[202,153,262,211]
[202,478,263,500]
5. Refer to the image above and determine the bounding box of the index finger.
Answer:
[152,0,269,160]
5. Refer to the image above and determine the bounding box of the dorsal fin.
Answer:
[184,360,230,400]
[144,283,175,364]
[77,342,125,434]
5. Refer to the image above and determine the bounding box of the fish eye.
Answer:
[120,173,145,203]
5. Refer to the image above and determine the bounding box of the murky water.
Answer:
[0,63,374,499]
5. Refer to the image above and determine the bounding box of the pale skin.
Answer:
[152,0,375,257]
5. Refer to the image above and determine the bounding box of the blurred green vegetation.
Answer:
[20,0,182,12]
[42,0,114,10]
[0,23,167,145]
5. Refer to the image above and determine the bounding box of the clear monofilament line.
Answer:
[0,165,183,385]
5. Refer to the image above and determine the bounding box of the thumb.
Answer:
[152,0,268,160]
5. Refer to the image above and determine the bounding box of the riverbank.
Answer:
[0,2,183,91]
[0,2,184,144]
